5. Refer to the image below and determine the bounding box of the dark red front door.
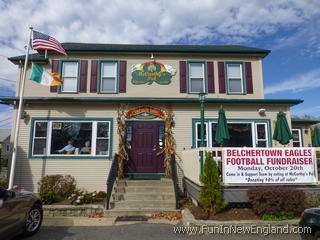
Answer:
[126,121,165,174]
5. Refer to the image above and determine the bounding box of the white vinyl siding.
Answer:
[227,63,244,94]
[100,62,118,93]
[189,63,205,93]
[61,62,78,93]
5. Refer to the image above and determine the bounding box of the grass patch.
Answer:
[261,213,294,221]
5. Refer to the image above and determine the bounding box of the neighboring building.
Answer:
[291,118,320,147]
[1,43,313,194]
[0,129,11,172]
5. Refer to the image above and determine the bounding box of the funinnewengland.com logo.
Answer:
[173,224,311,236]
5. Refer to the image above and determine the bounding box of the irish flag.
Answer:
[29,63,63,86]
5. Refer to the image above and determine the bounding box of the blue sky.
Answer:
[0,0,319,129]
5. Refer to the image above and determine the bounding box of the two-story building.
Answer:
[2,44,317,198]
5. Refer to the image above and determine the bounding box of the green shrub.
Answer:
[38,174,77,204]
[199,152,228,215]
[0,177,8,188]
[248,186,305,218]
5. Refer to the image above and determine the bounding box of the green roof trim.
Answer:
[0,96,303,106]
[8,44,270,63]
[291,118,320,125]
[8,54,48,63]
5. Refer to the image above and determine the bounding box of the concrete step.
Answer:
[114,200,176,209]
[105,208,180,217]
[113,193,175,201]
[116,179,173,187]
[113,186,174,194]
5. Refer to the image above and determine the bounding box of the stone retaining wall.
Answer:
[43,204,105,216]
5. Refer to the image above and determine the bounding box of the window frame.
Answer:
[225,62,246,95]
[255,122,269,147]
[292,128,303,147]
[59,60,80,94]
[98,60,119,94]
[187,61,207,94]
[29,118,113,159]
[192,119,272,148]
[31,121,48,156]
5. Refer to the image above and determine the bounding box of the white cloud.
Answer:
[265,68,320,94]
[0,0,319,93]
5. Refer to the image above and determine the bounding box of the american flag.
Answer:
[32,30,67,56]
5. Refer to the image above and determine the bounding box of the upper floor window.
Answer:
[61,61,79,93]
[292,129,302,147]
[100,62,118,93]
[226,63,244,94]
[188,62,205,93]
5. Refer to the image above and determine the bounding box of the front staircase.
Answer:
[106,178,178,216]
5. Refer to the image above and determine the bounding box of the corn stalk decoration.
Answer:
[157,106,176,178]
[117,104,128,178]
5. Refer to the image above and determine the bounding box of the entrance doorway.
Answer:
[125,121,165,175]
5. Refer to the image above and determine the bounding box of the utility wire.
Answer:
[0,117,11,123]
[0,77,16,83]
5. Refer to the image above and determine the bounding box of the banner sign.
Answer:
[223,148,317,185]
[125,106,165,119]
[131,61,176,85]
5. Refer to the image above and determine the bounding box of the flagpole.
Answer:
[8,26,33,189]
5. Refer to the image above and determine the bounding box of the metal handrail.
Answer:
[105,154,118,210]
[170,154,180,209]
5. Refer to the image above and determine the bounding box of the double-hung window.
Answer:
[226,63,244,94]
[189,63,205,93]
[31,119,112,157]
[32,121,48,155]
[292,129,302,147]
[100,62,118,93]
[61,61,79,93]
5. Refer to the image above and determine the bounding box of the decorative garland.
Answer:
[116,104,176,179]
[157,106,176,178]
[117,104,128,179]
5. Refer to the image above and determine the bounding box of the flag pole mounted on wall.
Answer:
[8,26,33,189]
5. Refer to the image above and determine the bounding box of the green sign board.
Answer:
[131,61,176,85]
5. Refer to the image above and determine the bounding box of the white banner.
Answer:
[223,148,317,185]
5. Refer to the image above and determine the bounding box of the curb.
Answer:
[43,204,104,216]
[181,208,300,227]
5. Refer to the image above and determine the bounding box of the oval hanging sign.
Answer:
[131,61,176,85]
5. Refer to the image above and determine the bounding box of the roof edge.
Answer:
[0,97,303,106]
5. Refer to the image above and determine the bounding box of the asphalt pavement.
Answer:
[16,223,302,240]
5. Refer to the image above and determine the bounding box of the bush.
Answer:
[199,152,228,215]
[248,186,305,218]
[38,174,77,204]
[68,190,101,205]
[0,177,8,188]
[304,192,320,208]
